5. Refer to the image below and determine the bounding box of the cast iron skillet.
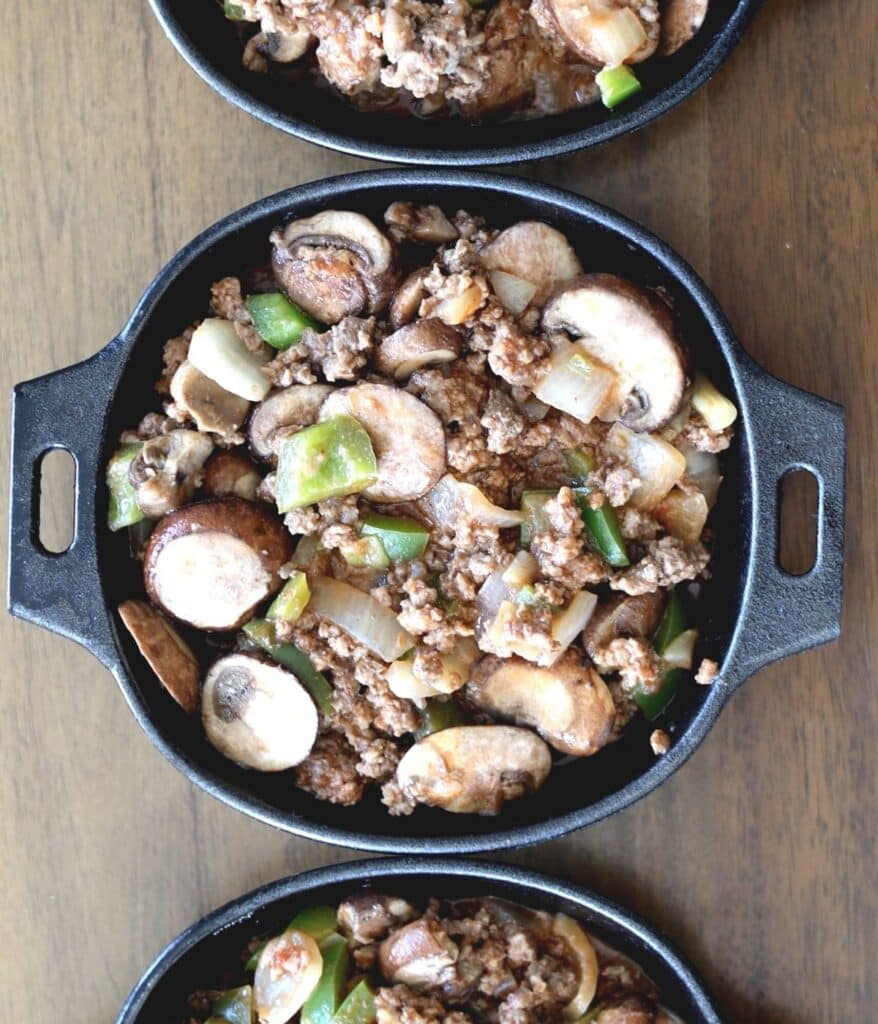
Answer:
[8,170,845,853]
[116,858,724,1023]
[148,0,763,166]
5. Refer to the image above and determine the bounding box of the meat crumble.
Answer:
[109,201,736,817]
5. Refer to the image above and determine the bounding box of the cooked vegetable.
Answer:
[267,572,311,624]
[336,894,418,946]
[635,588,686,720]
[291,905,340,943]
[340,535,390,570]
[563,446,596,483]
[202,653,319,770]
[520,488,629,568]
[532,343,616,425]
[691,371,738,431]
[188,318,271,402]
[302,934,350,1024]
[169,360,251,437]
[414,697,468,738]
[207,986,253,1024]
[552,915,599,1019]
[320,384,446,503]
[596,64,642,108]
[479,221,582,305]
[247,292,323,350]
[603,424,686,509]
[386,658,439,706]
[118,600,200,713]
[107,443,145,531]
[361,514,429,563]
[544,1,654,66]
[388,268,429,329]
[662,627,698,669]
[332,980,376,1024]
[254,929,324,1024]
[308,576,415,662]
[652,588,686,653]
[128,430,214,517]
[378,917,458,986]
[203,450,261,501]
[431,283,485,326]
[654,487,709,545]
[223,1,246,19]
[679,443,722,507]
[660,0,709,55]
[488,270,537,315]
[424,475,524,530]
[243,618,333,714]
[276,415,378,512]
[374,319,461,379]
[248,385,334,462]
[582,592,665,662]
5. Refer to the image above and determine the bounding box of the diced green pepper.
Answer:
[516,584,548,610]
[276,416,378,512]
[652,589,686,655]
[290,905,339,943]
[361,513,430,564]
[223,1,246,19]
[634,589,687,721]
[415,698,467,739]
[107,443,145,531]
[341,535,391,570]
[596,64,642,109]
[128,517,155,559]
[332,980,376,1024]
[243,619,333,714]
[303,934,350,1024]
[519,489,557,550]
[267,572,311,624]
[206,986,252,1024]
[563,447,596,485]
[246,293,323,350]
[575,494,630,569]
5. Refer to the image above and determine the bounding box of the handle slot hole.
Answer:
[777,468,819,576]
[37,448,76,554]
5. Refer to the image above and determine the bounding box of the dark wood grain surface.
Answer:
[1,1,875,1020]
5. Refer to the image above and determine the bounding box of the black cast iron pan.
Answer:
[148,0,763,166]
[8,170,845,853]
[115,857,724,1023]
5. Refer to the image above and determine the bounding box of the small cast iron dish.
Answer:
[115,858,724,1023]
[8,170,845,853]
[148,0,763,166]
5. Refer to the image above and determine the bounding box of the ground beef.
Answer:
[531,487,608,591]
[294,730,366,805]
[120,411,180,443]
[313,3,385,97]
[302,316,376,381]
[263,342,319,386]
[695,657,719,685]
[408,364,492,476]
[481,388,527,454]
[590,455,640,508]
[155,326,193,395]
[595,637,661,694]
[376,986,473,1024]
[649,729,671,756]
[210,276,265,352]
[611,537,710,595]
[593,995,658,1024]
[679,411,732,453]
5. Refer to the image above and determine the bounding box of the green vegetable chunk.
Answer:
[246,292,323,350]
[276,415,378,512]
[107,443,145,532]
[290,905,339,943]
[415,698,467,739]
[243,619,333,714]
[652,589,686,655]
[303,934,350,1024]
[207,986,252,1024]
[575,494,630,568]
[361,514,429,564]
[223,1,246,19]
[596,65,642,109]
[267,572,311,624]
[519,489,557,550]
[341,535,390,570]
[563,447,596,484]
[634,589,687,721]
[333,980,376,1024]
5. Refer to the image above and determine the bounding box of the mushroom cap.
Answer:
[337,893,418,946]
[542,274,688,432]
[248,385,333,462]
[129,429,214,518]
[169,359,251,437]
[552,914,599,1019]
[388,268,431,329]
[395,725,552,814]
[118,600,200,713]
[378,917,459,987]
[479,221,582,306]
[659,0,708,55]
[374,319,462,380]
[202,653,319,771]
[143,497,291,630]
[202,450,262,501]
[539,0,660,66]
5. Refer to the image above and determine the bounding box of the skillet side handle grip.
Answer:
[726,362,846,685]
[8,350,121,667]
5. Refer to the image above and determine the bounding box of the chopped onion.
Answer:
[533,342,616,424]
[291,534,322,568]
[308,576,415,662]
[502,551,539,589]
[662,628,698,670]
[434,284,485,326]
[679,443,722,508]
[386,659,439,706]
[604,423,686,509]
[489,270,537,315]
[655,487,709,545]
[423,475,525,529]
[188,318,271,401]
[590,9,647,66]
[691,372,738,431]
[548,590,598,665]
[476,565,514,635]
[414,637,479,695]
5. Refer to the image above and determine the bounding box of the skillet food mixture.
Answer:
[219,0,711,118]
[186,892,684,1024]
[109,202,736,816]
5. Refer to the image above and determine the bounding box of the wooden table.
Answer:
[1,2,874,1020]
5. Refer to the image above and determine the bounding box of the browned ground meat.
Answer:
[210,276,265,351]
[294,730,366,805]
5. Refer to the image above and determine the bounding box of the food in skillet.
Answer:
[186,892,684,1024]
[108,201,735,816]
[218,0,710,119]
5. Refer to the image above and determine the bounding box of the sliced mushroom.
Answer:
[202,654,319,772]
[384,202,458,245]
[254,928,323,1024]
[128,430,214,517]
[582,592,666,662]
[389,268,431,328]
[395,725,551,815]
[337,893,419,946]
[659,0,708,56]
[144,497,291,630]
[258,29,312,63]
[169,359,251,437]
[542,0,659,66]
[271,211,400,324]
[248,384,333,462]
[320,384,445,502]
[378,917,459,987]
[203,450,262,501]
[118,600,200,713]
[542,275,688,432]
[552,914,599,1020]
[592,995,657,1024]
[654,487,709,544]
[479,221,582,306]
[466,651,615,757]
[375,319,462,380]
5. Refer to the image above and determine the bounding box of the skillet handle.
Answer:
[8,347,122,668]
[725,358,846,685]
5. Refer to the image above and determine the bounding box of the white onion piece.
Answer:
[254,929,323,1024]
[679,443,722,508]
[590,8,648,66]
[386,659,439,706]
[655,487,709,545]
[189,318,271,401]
[549,591,598,665]
[502,551,539,589]
[662,628,698,670]
[533,343,616,424]
[476,566,514,636]
[309,576,415,662]
[489,270,537,315]
[691,372,738,431]
[423,475,525,529]
[604,423,686,509]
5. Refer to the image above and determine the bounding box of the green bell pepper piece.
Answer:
[341,535,390,570]
[333,980,376,1024]
[267,572,311,624]
[246,292,323,350]
[243,619,333,714]
[290,905,339,942]
[634,589,687,721]
[107,443,145,532]
[596,65,642,109]
[206,986,252,1024]
[361,513,429,564]
[563,447,596,485]
[414,698,467,739]
[303,934,350,1024]
[223,1,246,19]
[652,589,686,655]
[519,489,557,550]
[276,416,378,512]
[574,494,630,568]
